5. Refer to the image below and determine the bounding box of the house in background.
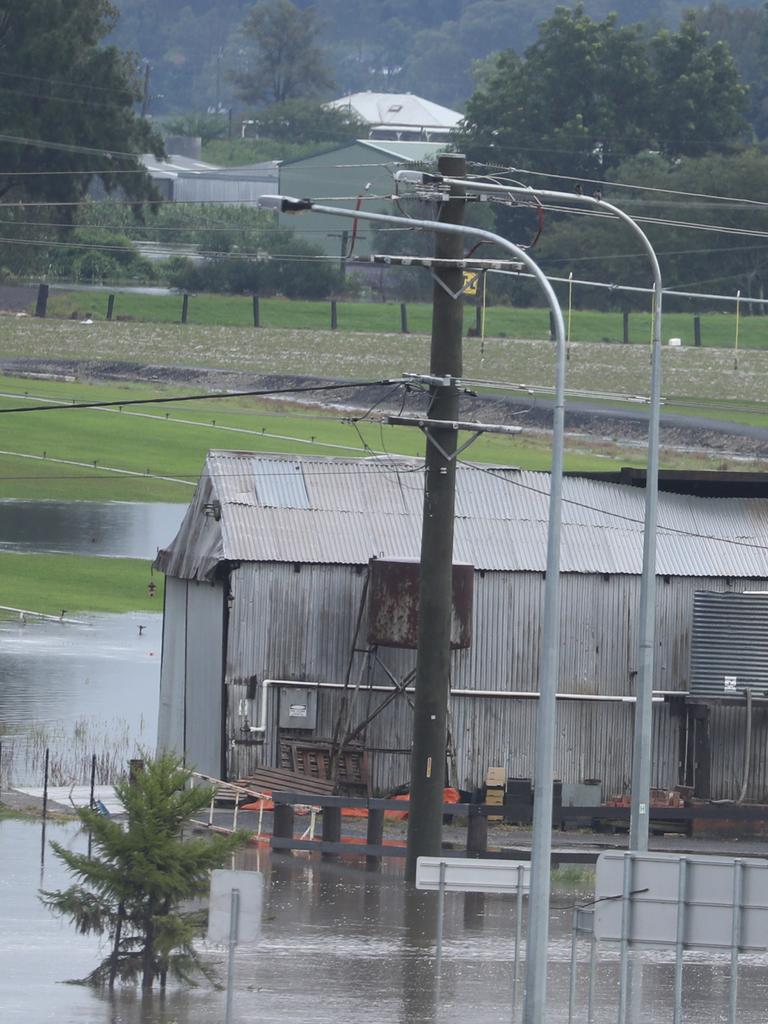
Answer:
[327,92,463,143]
[155,451,768,803]
[277,139,447,257]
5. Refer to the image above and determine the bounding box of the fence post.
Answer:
[623,310,630,344]
[549,310,556,342]
[42,747,50,819]
[400,303,409,334]
[181,293,189,324]
[330,300,338,330]
[106,294,115,321]
[466,804,488,856]
[366,807,385,868]
[273,801,295,845]
[321,805,341,861]
[252,295,260,327]
[694,315,702,347]
[35,283,49,318]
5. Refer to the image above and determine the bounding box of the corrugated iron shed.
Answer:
[156,452,768,580]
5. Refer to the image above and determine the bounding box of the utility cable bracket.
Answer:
[387,415,522,461]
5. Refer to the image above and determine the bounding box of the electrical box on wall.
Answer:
[278,687,317,730]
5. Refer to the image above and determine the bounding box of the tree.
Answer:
[460,4,748,180]
[526,148,768,313]
[0,1,164,214]
[650,13,749,157]
[41,754,248,990]
[231,0,334,106]
[249,98,362,143]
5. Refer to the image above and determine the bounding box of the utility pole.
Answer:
[404,152,467,883]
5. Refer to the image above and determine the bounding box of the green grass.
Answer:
[1,363,767,503]
[0,551,163,614]
[43,290,768,349]
[0,373,656,502]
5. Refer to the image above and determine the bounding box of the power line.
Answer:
[0,379,399,415]
[481,164,768,210]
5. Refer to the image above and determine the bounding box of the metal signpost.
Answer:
[417,856,530,1003]
[208,869,264,1024]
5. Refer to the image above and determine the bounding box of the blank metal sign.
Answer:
[207,869,264,944]
[594,851,768,950]
[416,857,531,894]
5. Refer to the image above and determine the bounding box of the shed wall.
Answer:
[156,577,226,778]
[222,564,766,793]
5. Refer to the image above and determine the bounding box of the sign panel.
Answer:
[594,851,768,950]
[416,857,530,894]
[207,869,264,944]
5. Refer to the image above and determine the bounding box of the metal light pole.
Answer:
[420,174,664,853]
[258,192,567,1018]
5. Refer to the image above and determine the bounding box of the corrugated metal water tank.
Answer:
[690,591,768,698]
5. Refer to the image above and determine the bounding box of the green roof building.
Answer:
[277,139,448,257]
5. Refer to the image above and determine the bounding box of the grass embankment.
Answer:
[0,373,657,505]
[0,551,163,615]
[44,290,768,349]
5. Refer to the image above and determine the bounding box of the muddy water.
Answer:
[3,820,768,1024]
[0,500,186,558]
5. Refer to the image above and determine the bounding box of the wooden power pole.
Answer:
[405,152,467,882]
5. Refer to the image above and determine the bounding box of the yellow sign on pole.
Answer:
[463,271,478,296]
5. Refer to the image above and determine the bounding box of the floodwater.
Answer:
[0,499,181,785]
[0,500,186,559]
[0,611,161,787]
[3,819,768,1024]
[4,502,768,1021]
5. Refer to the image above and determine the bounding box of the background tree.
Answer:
[525,148,768,313]
[42,754,248,990]
[248,98,362,143]
[649,12,749,156]
[460,4,748,180]
[231,0,334,107]
[693,2,768,138]
[0,0,163,212]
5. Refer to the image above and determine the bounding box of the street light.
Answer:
[395,168,663,853]
[259,192,568,1022]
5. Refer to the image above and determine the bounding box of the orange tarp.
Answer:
[342,787,460,821]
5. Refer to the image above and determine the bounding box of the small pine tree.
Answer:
[41,753,248,989]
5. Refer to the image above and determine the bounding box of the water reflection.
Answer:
[0,500,186,559]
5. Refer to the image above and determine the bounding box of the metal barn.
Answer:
[277,140,446,256]
[155,452,768,801]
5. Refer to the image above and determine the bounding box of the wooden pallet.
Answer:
[235,765,336,798]
[279,740,369,794]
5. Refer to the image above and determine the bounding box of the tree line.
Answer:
[3,0,768,308]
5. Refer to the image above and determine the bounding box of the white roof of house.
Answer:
[157,453,768,581]
[328,92,463,129]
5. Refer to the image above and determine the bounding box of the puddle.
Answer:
[0,500,186,559]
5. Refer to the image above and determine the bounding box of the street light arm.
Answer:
[434,176,663,853]
[258,196,567,344]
